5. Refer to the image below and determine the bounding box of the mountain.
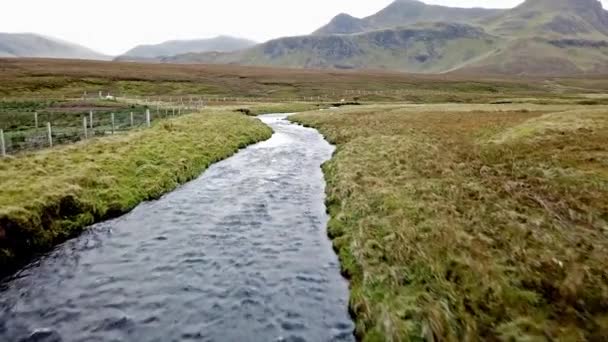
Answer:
[167,23,502,73]
[457,0,608,74]
[115,36,257,61]
[314,0,503,35]
[0,33,110,60]
[314,13,371,35]
[163,0,608,75]
[482,0,608,38]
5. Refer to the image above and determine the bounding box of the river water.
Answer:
[0,114,354,342]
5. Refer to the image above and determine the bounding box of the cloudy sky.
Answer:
[1,0,605,55]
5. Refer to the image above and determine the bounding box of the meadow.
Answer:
[1,58,607,339]
[292,104,608,341]
[2,58,608,103]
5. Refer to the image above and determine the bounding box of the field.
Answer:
[0,98,159,153]
[3,58,608,103]
[1,59,608,339]
[0,108,272,275]
[292,104,608,341]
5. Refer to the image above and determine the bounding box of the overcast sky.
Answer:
[1,0,605,55]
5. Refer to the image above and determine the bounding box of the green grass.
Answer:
[0,109,272,275]
[292,104,608,341]
[0,99,149,131]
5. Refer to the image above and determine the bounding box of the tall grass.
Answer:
[0,110,272,275]
[292,104,608,341]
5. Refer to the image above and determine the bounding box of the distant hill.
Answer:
[314,0,503,35]
[482,0,608,38]
[0,33,110,60]
[168,0,608,76]
[115,36,257,61]
[166,23,503,73]
[457,0,608,74]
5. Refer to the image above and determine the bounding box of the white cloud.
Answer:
[0,0,604,55]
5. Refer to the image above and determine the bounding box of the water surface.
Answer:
[0,114,354,342]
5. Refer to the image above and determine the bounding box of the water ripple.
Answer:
[0,114,354,342]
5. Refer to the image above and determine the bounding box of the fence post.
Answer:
[111,113,115,134]
[146,109,151,128]
[0,129,6,157]
[34,112,39,129]
[89,110,94,129]
[47,122,53,147]
[130,112,134,128]
[172,108,175,116]
[83,117,88,139]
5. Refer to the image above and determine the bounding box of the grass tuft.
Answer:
[292,104,608,341]
[0,110,272,276]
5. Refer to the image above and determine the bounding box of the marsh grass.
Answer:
[1,58,603,105]
[292,104,608,341]
[0,110,272,276]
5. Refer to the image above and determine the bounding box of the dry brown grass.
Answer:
[292,104,608,341]
[0,58,598,103]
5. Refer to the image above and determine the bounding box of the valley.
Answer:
[1,1,608,340]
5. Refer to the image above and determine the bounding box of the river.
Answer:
[0,114,354,342]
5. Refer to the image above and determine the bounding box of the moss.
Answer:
[0,109,272,276]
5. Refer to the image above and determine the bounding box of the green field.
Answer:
[292,104,608,341]
[1,59,607,340]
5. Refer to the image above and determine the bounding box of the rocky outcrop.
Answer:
[313,14,370,35]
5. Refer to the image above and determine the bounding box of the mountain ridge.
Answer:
[2,0,608,75]
[169,0,608,75]
[0,33,110,60]
[115,36,256,61]
[314,0,503,35]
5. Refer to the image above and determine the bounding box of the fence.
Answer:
[118,91,402,104]
[0,102,196,156]
[0,89,411,157]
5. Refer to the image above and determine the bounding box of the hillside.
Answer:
[115,36,256,61]
[456,0,608,74]
[165,0,608,75]
[0,33,109,60]
[483,0,608,38]
[167,23,502,73]
[314,0,503,35]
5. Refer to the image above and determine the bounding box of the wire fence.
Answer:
[0,99,199,156]
[0,89,396,157]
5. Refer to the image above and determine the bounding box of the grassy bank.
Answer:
[0,110,272,276]
[292,104,608,341]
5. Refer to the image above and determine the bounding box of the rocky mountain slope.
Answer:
[457,0,608,74]
[115,36,256,62]
[0,33,109,60]
[166,23,503,73]
[167,0,608,75]
[314,0,503,35]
